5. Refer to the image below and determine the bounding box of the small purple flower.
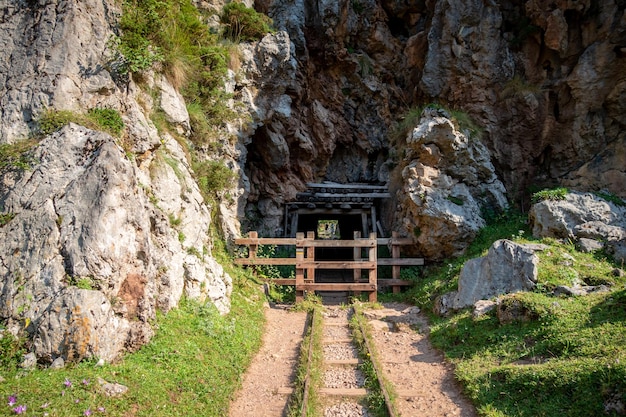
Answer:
[12,404,26,414]
[64,378,72,387]
[82,378,90,386]
[84,409,92,416]
[97,406,106,413]
[75,399,80,403]
[8,395,17,406]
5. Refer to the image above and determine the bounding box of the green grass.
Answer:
[351,303,397,417]
[395,210,626,417]
[287,298,323,417]
[0,139,40,171]
[0,262,265,417]
[531,187,568,203]
[37,108,125,137]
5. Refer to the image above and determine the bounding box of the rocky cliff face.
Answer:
[238,0,625,238]
[1,0,625,361]
[0,0,232,363]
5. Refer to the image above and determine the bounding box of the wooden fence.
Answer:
[234,231,424,302]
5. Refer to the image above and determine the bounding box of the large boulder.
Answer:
[529,191,626,263]
[435,240,541,315]
[395,108,508,260]
[0,125,231,363]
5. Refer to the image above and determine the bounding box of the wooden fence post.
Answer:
[248,231,258,260]
[296,232,305,302]
[306,231,315,284]
[368,232,377,303]
[391,231,401,294]
[353,231,362,298]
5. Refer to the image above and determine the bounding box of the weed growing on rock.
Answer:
[37,109,125,137]
[531,187,568,203]
[0,140,39,171]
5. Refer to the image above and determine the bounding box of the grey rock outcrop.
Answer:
[0,125,231,363]
[530,191,626,263]
[395,108,508,260]
[0,0,121,143]
[435,240,540,315]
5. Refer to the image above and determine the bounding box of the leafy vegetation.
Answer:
[0,212,16,227]
[531,187,568,203]
[221,2,274,42]
[0,255,265,416]
[37,108,125,137]
[596,191,626,207]
[193,159,236,201]
[394,210,626,417]
[255,244,296,303]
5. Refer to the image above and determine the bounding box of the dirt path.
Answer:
[363,303,476,417]
[228,304,308,417]
[228,302,476,417]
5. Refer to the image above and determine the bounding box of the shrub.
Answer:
[38,110,77,135]
[221,3,274,42]
[193,159,236,200]
[87,108,125,137]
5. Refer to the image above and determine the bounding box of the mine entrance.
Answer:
[285,182,390,302]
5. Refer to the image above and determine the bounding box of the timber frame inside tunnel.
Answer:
[284,182,390,239]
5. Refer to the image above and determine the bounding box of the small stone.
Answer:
[576,238,603,253]
[473,300,496,318]
[95,358,106,367]
[50,357,65,369]
[21,352,37,369]
[97,377,128,397]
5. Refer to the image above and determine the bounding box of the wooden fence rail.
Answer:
[234,231,424,302]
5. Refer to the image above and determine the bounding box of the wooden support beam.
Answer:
[377,279,413,287]
[235,237,298,245]
[377,258,425,266]
[296,261,376,269]
[235,258,298,266]
[299,283,377,291]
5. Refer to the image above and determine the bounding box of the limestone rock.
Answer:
[553,285,610,297]
[97,377,128,397]
[0,125,231,362]
[496,297,538,324]
[395,109,508,259]
[21,352,37,369]
[435,240,539,315]
[576,237,604,253]
[530,191,626,263]
[473,300,497,318]
[50,357,65,369]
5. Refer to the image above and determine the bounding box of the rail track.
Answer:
[292,305,397,417]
